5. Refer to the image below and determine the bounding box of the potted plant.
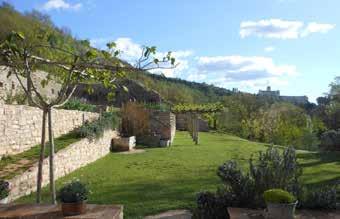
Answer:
[263,189,297,219]
[0,180,9,204]
[57,180,89,216]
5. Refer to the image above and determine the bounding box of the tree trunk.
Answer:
[36,109,47,203]
[26,71,32,105]
[47,108,56,204]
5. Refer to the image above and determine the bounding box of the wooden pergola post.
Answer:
[193,114,199,145]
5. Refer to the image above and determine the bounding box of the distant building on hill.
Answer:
[258,86,280,97]
[257,86,309,105]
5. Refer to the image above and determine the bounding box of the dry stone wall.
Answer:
[0,104,99,157]
[148,110,176,143]
[0,66,61,104]
[8,130,118,201]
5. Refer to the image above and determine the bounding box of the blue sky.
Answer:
[4,0,340,102]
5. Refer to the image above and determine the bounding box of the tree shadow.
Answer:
[297,151,340,168]
[17,175,220,218]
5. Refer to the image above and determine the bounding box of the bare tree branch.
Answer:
[53,85,78,108]
[23,53,47,106]
[50,56,79,106]
[13,70,43,108]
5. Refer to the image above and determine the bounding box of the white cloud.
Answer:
[90,37,193,78]
[197,55,297,80]
[301,22,336,37]
[90,37,143,63]
[240,19,335,39]
[240,19,303,39]
[149,50,193,77]
[264,46,275,52]
[41,0,82,11]
[194,55,297,91]
[115,38,143,62]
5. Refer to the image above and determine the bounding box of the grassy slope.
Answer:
[18,131,340,218]
[0,132,81,180]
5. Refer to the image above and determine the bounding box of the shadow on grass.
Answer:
[297,151,340,168]
[17,176,220,219]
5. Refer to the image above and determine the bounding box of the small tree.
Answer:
[0,31,177,203]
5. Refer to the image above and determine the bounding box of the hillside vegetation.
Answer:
[128,71,232,104]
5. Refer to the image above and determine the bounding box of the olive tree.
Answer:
[0,31,177,203]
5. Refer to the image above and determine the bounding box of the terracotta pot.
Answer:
[61,201,86,216]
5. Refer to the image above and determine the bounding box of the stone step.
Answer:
[145,210,192,219]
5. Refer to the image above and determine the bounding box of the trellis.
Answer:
[172,103,223,145]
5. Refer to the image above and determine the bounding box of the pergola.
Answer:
[172,103,223,144]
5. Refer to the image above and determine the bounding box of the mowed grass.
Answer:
[18,131,340,218]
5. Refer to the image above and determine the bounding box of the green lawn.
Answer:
[18,131,340,218]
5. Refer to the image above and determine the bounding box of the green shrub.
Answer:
[249,146,302,203]
[299,186,337,209]
[216,146,301,208]
[0,180,9,200]
[217,160,257,207]
[297,131,319,151]
[61,99,97,112]
[320,129,340,151]
[57,180,88,203]
[198,146,337,210]
[193,191,230,219]
[263,189,296,204]
[77,112,119,140]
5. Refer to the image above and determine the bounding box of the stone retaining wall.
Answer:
[0,67,61,104]
[0,104,99,157]
[148,110,176,143]
[8,130,118,201]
